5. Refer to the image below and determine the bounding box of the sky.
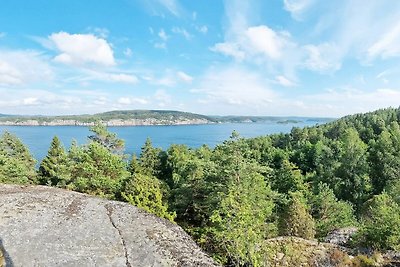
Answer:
[0,0,400,117]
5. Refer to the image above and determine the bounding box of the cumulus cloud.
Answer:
[244,26,290,60]
[211,25,291,61]
[49,32,115,66]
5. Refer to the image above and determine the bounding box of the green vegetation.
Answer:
[0,109,333,125]
[1,107,400,266]
[0,131,36,184]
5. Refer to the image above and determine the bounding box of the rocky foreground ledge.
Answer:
[0,185,218,267]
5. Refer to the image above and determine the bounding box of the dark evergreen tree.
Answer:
[0,131,36,184]
[38,136,70,187]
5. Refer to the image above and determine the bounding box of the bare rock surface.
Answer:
[0,184,218,267]
[324,227,358,247]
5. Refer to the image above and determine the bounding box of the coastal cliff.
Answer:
[0,118,211,126]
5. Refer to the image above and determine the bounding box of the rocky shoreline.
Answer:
[0,118,213,126]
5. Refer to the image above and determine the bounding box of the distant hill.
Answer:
[0,110,334,126]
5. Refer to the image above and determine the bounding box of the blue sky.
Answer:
[0,0,400,117]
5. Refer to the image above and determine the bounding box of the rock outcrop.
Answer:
[264,236,353,267]
[0,184,218,267]
[324,227,358,247]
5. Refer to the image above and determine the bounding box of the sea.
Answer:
[0,120,327,162]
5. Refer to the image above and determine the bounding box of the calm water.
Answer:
[0,121,322,162]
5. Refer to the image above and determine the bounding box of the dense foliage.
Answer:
[1,107,400,266]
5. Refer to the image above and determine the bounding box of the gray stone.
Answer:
[0,185,219,267]
[324,227,358,247]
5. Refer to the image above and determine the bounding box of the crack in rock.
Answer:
[105,204,131,267]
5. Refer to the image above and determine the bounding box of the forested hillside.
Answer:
[1,107,400,266]
[0,109,332,126]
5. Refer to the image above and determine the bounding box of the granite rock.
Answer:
[0,184,218,267]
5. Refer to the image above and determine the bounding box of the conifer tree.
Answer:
[122,173,175,221]
[38,136,70,187]
[281,192,316,239]
[0,131,36,184]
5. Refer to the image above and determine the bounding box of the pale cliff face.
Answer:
[0,118,211,126]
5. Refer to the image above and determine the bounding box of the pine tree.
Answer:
[281,192,316,239]
[88,122,125,155]
[128,154,140,175]
[38,136,70,187]
[122,173,175,221]
[312,183,357,238]
[0,131,36,184]
[357,193,400,250]
[139,138,163,177]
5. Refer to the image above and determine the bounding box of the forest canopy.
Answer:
[1,107,400,266]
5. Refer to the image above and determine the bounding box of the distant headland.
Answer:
[0,110,333,126]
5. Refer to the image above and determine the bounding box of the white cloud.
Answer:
[301,87,400,117]
[198,26,208,34]
[192,66,277,114]
[177,71,193,83]
[124,48,133,57]
[367,22,400,59]
[117,97,148,105]
[211,24,299,79]
[283,0,315,20]
[158,29,169,41]
[275,75,296,87]
[154,89,172,107]
[0,50,53,86]
[103,73,139,84]
[0,89,83,114]
[172,27,192,40]
[157,0,181,16]
[77,70,139,84]
[303,43,341,73]
[144,70,193,87]
[86,27,110,38]
[154,42,167,50]
[49,32,115,66]
[22,97,40,106]
[244,25,289,60]
[93,96,108,105]
[210,43,245,60]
